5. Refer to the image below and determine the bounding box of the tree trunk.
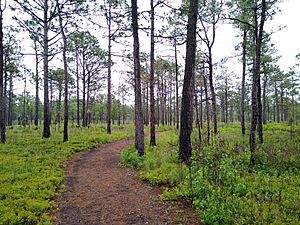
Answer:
[249,0,266,169]
[42,0,51,138]
[203,75,210,144]
[0,7,5,143]
[221,96,225,122]
[275,81,279,123]
[179,0,198,163]
[257,75,263,143]
[262,73,267,124]
[82,56,86,127]
[131,0,144,155]
[174,41,179,130]
[241,28,247,135]
[208,47,217,134]
[194,84,202,147]
[22,78,27,127]
[34,39,39,126]
[57,0,69,142]
[76,48,80,127]
[199,85,203,128]
[107,3,112,134]
[150,0,156,146]
[280,85,284,122]
[86,72,90,127]
[225,76,228,123]
[7,72,13,126]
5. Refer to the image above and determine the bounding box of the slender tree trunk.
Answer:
[57,0,69,142]
[117,99,121,126]
[275,81,279,123]
[150,15,156,137]
[160,77,164,126]
[194,85,202,147]
[156,89,159,126]
[257,75,263,143]
[225,76,228,123]
[7,72,13,126]
[22,78,27,127]
[34,40,39,126]
[221,97,225,122]
[132,0,144,155]
[203,75,210,143]
[280,85,284,122]
[4,57,7,126]
[76,48,80,127]
[174,41,179,130]
[82,56,86,127]
[249,0,266,168]
[208,47,217,134]
[107,3,112,134]
[86,72,90,127]
[122,96,126,124]
[241,30,247,135]
[0,8,5,143]
[169,82,172,125]
[179,0,198,163]
[262,73,267,124]
[145,80,149,125]
[200,85,203,128]
[42,0,51,138]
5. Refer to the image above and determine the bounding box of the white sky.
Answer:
[3,0,300,97]
[213,0,300,72]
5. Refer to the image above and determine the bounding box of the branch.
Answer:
[224,17,255,29]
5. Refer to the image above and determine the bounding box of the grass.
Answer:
[120,123,300,225]
[0,124,135,225]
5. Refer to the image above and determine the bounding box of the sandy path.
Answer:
[53,138,201,225]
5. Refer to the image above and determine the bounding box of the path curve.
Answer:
[53,138,201,225]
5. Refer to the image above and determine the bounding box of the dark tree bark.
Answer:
[34,38,39,126]
[262,73,267,124]
[199,85,203,128]
[56,0,69,142]
[86,71,90,126]
[0,7,5,143]
[194,84,202,147]
[76,48,80,127]
[241,30,247,135]
[275,81,279,123]
[280,85,284,122]
[82,56,86,127]
[225,75,228,123]
[179,0,198,163]
[131,0,144,155]
[257,75,263,143]
[208,47,217,134]
[42,0,51,138]
[203,74,210,143]
[174,41,179,130]
[107,3,112,134]
[7,71,13,126]
[249,0,266,168]
[149,0,156,145]
[22,77,27,127]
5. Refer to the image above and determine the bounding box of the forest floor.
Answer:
[53,137,201,225]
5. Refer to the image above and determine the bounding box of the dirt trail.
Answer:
[53,138,201,225]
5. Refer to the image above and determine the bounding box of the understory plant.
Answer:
[0,124,134,225]
[121,123,300,225]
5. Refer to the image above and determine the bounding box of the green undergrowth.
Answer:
[120,123,300,225]
[0,124,135,225]
[120,130,188,185]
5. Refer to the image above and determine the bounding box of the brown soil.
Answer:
[53,137,202,225]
